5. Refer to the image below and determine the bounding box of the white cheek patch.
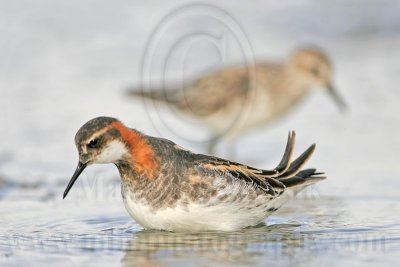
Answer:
[94,140,128,163]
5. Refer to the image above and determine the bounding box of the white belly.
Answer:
[122,197,262,231]
[121,184,295,231]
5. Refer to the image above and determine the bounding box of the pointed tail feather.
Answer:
[279,168,326,189]
[261,131,296,177]
[259,132,325,194]
[274,131,296,174]
[277,144,316,179]
[261,131,317,180]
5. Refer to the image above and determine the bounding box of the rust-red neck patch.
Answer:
[109,121,159,180]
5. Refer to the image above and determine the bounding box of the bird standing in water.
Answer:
[128,47,347,154]
[63,117,325,232]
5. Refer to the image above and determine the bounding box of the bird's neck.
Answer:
[109,122,160,182]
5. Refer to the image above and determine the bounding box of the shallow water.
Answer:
[1,180,399,266]
[1,0,400,266]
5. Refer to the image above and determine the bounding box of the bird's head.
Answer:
[289,47,347,112]
[63,116,158,199]
[73,117,129,165]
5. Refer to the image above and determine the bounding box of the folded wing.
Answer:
[196,131,325,196]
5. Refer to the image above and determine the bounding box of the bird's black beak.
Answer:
[63,161,87,199]
[327,84,347,113]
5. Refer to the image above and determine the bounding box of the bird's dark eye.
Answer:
[87,138,99,148]
[310,66,320,77]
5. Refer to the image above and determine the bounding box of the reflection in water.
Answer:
[121,224,317,267]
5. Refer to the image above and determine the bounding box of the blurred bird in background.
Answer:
[127,47,347,155]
